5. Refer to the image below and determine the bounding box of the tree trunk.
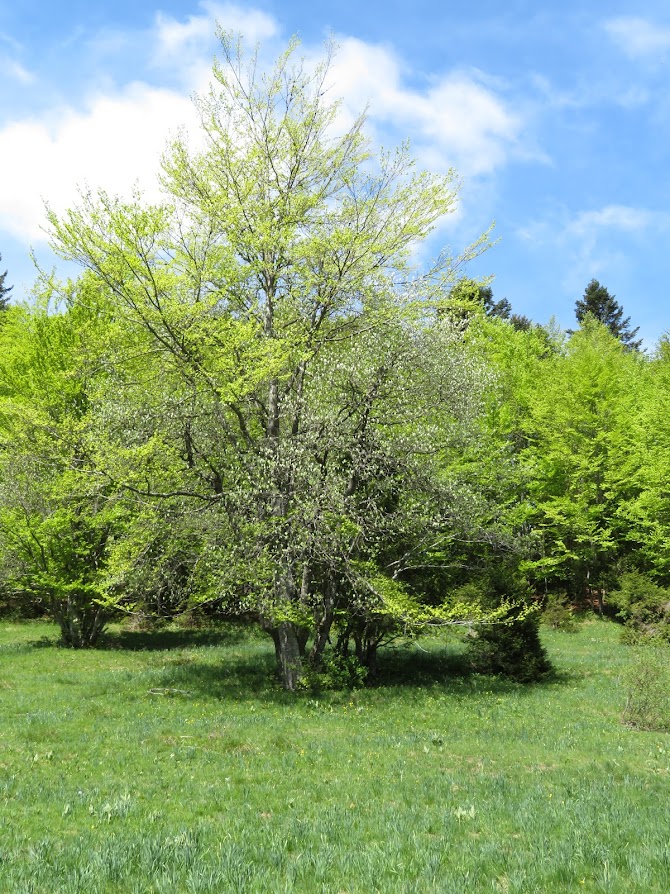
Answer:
[276,621,302,690]
[309,578,335,669]
[297,626,309,657]
[364,642,379,685]
[51,595,106,648]
[260,615,304,690]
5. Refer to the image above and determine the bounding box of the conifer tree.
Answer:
[0,254,12,310]
[575,279,641,350]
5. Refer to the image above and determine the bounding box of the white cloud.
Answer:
[0,83,199,243]
[327,37,524,176]
[604,17,670,59]
[566,204,670,236]
[0,4,267,244]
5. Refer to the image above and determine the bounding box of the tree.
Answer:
[46,35,507,687]
[0,295,129,646]
[0,253,12,310]
[518,319,642,607]
[445,278,532,332]
[615,337,670,583]
[575,279,641,350]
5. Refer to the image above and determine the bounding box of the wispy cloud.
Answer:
[154,1,277,59]
[0,55,35,84]
[566,205,670,235]
[519,204,670,243]
[150,1,278,86]
[604,16,670,59]
[529,72,650,111]
[518,204,670,295]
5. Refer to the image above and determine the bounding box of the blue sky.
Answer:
[1,1,669,343]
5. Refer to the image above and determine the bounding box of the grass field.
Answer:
[0,618,668,893]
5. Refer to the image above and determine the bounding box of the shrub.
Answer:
[542,591,577,632]
[300,651,369,692]
[622,644,670,732]
[609,572,670,643]
[467,606,552,682]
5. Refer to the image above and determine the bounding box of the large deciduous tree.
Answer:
[47,35,505,687]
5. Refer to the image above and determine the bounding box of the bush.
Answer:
[609,572,670,643]
[542,591,577,632]
[300,651,369,692]
[622,644,670,732]
[467,606,552,682]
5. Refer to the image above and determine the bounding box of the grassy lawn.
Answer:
[0,618,667,893]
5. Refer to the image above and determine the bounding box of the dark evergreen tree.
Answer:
[478,284,511,320]
[480,285,533,331]
[448,279,532,329]
[575,279,641,350]
[0,254,12,310]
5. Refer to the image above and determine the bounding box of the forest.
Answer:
[0,37,669,695]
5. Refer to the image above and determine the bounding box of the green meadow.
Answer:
[0,619,668,893]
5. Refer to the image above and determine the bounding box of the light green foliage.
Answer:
[465,297,670,629]
[45,36,505,684]
[0,294,129,645]
[615,337,670,581]
[509,319,641,603]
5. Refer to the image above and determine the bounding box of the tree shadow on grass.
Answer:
[2,624,255,654]
[370,637,580,698]
[99,621,255,652]
[0,635,58,653]
[145,649,299,704]
[141,639,579,705]
[372,642,577,696]
[8,625,579,701]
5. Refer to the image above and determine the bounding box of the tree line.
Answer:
[0,36,666,687]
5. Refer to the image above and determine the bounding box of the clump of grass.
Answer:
[622,644,670,732]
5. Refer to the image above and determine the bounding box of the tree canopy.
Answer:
[26,34,520,686]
